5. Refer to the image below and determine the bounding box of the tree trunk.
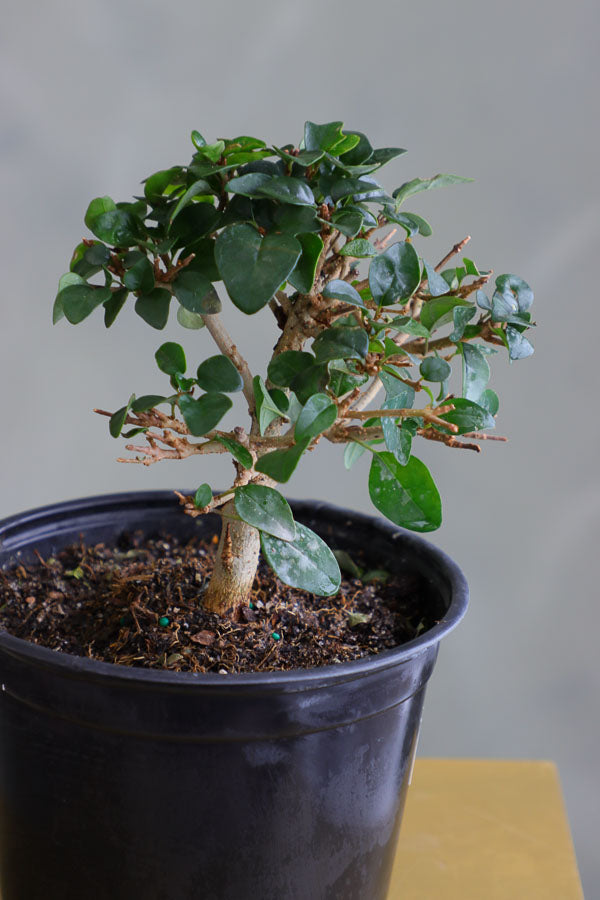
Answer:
[202,500,260,618]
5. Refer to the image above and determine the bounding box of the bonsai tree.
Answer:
[53,121,534,619]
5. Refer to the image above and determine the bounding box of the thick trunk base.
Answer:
[202,502,260,617]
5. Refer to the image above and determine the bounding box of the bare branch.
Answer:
[345,404,459,433]
[434,235,471,272]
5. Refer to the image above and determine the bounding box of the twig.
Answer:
[345,404,459,432]
[434,235,471,272]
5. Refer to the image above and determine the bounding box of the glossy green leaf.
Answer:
[369,453,442,532]
[369,242,420,306]
[273,146,324,168]
[178,393,232,436]
[254,439,308,482]
[109,394,135,438]
[253,376,286,435]
[506,326,534,360]
[339,239,377,258]
[388,316,430,339]
[289,363,329,404]
[226,173,272,198]
[437,397,495,434]
[420,356,452,382]
[370,147,407,165]
[235,485,295,541]
[176,306,205,329]
[295,393,337,442]
[213,435,253,469]
[103,288,128,328]
[450,305,477,341]
[61,284,112,324]
[169,204,221,245]
[144,167,184,201]
[379,371,416,405]
[329,209,363,237]
[383,209,432,237]
[423,262,450,297]
[123,257,154,293]
[322,279,365,308]
[261,523,341,596]
[258,176,315,207]
[194,483,213,508]
[131,395,168,413]
[268,350,315,387]
[85,196,116,230]
[494,274,533,313]
[273,205,320,235]
[420,297,471,332]
[393,174,473,206]
[312,327,368,362]
[134,289,171,329]
[173,270,221,314]
[478,389,500,416]
[461,342,490,401]
[344,441,367,469]
[89,209,141,247]
[53,273,84,323]
[381,402,413,466]
[287,233,324,293]
[169,180,214,222]
[196,354,243,393]
[155,341,186,376]
[304,121,344,153]
[215,224,301,314]
[194,140,225,163]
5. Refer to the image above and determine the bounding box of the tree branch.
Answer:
[201,314,255,411]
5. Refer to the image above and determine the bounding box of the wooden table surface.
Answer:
[389,759,583,899]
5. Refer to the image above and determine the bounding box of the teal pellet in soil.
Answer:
[271,632,281,641]
[158,616,170,627]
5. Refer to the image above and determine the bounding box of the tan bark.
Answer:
[202,501,260,617]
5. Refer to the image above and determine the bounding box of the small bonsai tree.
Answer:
[53,121,534,619]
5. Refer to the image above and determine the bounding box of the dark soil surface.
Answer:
[0,531,440,673]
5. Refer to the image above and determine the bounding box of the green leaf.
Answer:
[155,342,186,376]
[287,233,324,294]
[369,452,442,532]
[194,140,225,163]
[383,209,432,237]
[304,120,345,153]
[215,224,301,314]
[461,342,490,401]
[333,549,363,578]
[260,523,340,596]
[177,306,205,329]
[109,393,135,438]
[312,326,368,362]
[420,297,471,333]
[134,289,171,329]
[184,239,220,282]
[273,205,320,236]
[173,270,221,314]
[494,274,533,314]
[506,326,534,360]
[289,363,329,404]
[89,209,141,247]
[226,173,272,198]
[437,397,495,434]
[170,180,215,221]
[253,376,286,435]
[213,435,253,469]
[191,131,206,150]
[178,393,232,436]
[258,176,315,207]
[295,393,337,442]
[53,273,85,324]
[339,239,377,258]
[379,372,416,405]
[255,439,308,482]
[103,288,128,328]
[60,284,112,324]
[131,394,168,413]
[369,242,421,306]
[169,203,221,245]
[235,485,296,541]
[478,389,499,416]
[85,196,116,230]
[322,279,365,308]
[393,174,473,206]
[381,413,413,466]
[123,256,154,293]
[196,355,243,393]
[423,262,450,297]
[420,356,452,382]
[144,167,184,201]
[388,316,430,339]
[344,441,367,469]
[450,306,477,341]
[370,147,407,166]
[329,209,363,238]
[194,483,213,508]
[268,350,315,387]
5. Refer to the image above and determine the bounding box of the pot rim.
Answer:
[0,491,468,689]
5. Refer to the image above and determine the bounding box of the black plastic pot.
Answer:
[0,492,467,900]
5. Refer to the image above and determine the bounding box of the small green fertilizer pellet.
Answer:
[272,632,281,641]
[158,616,170,627]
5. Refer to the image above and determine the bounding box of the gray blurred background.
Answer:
[2,0,598,892]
